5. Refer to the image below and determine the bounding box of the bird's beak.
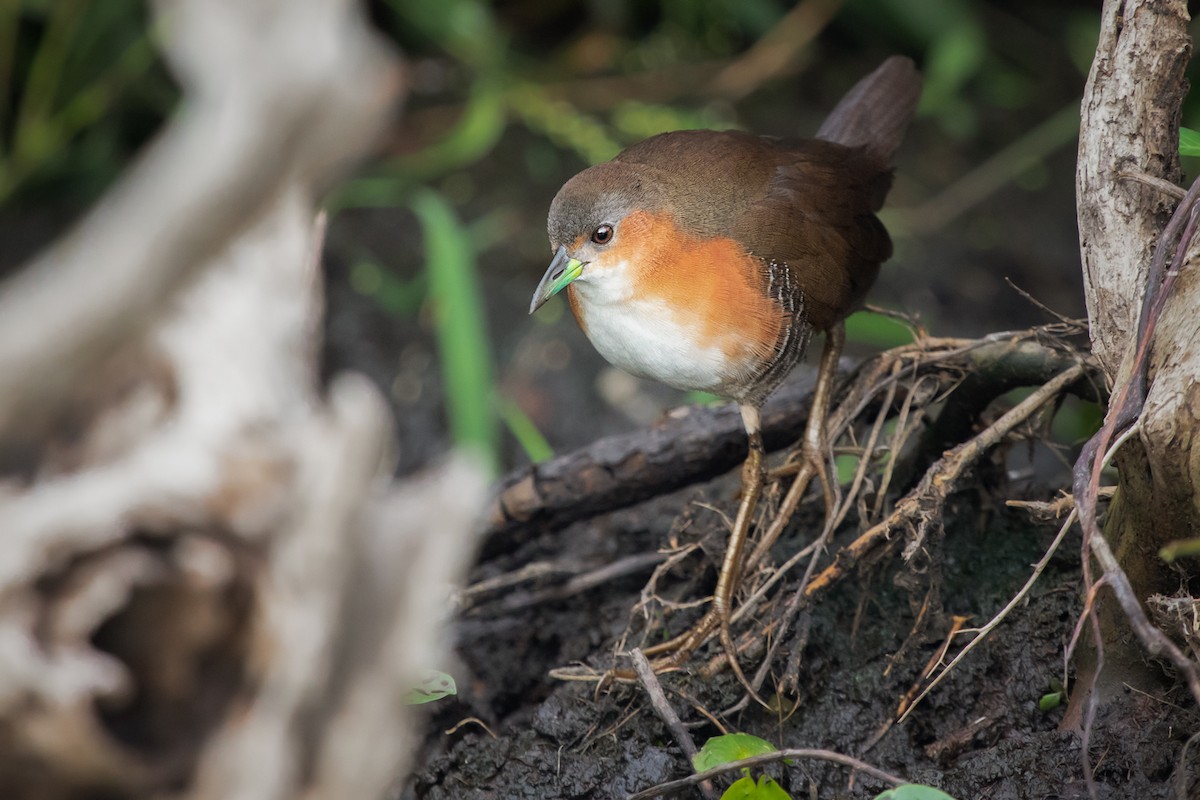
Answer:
[529,246,585,314]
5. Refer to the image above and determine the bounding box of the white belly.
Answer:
[573,287,732,394]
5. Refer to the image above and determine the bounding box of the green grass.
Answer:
[412,188,499,476]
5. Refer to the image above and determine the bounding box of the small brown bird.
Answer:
[530,58,921,679]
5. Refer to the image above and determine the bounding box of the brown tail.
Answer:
[816,56,921,165]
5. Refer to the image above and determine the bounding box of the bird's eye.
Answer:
[591,224,614,245]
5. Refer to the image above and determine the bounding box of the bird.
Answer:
[529,57,921,685]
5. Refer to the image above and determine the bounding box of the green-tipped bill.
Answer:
[530,246,584,314]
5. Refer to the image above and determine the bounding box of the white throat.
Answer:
[571,261,733,394]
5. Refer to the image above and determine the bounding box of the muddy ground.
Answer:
[394,445,1197,799]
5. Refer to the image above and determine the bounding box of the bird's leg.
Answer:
[642,325,845,672]
[804,322,844,536]
[741,322,845,573]
[642,404,766,689]
[716,404,765,627]
[713,404,768,700]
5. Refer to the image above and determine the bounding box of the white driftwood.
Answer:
[0,1,485,798]
[0,0,399,430]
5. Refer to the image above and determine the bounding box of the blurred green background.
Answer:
[4,0,1196,478]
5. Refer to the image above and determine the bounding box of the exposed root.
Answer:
[895,509,1078,726]
[545,323,1098,702]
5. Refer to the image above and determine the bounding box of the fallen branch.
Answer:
[485,330,1092,558]
[483,373,820,552]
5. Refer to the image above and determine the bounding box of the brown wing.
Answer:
[730,138,894,332]
[618,131,894,332]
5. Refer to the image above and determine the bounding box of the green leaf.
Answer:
[874,785,958,800]
[721,775,759,800]
[405,669,457,705]
[1160,536,1200,562]
[694,733,778,773]
[412,189,499,476]
[753,776,791,800]
[835,453,860,485]
[720,774,792,800]
[1181,127,1200,157]
[1038,691,1064,711]
[719,774,792,800]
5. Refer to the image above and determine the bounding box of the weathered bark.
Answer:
[0,2,487,798]
[1075,0,1198,698]
[1078,0,1191,378]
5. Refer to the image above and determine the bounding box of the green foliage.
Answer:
[412,188,499,476]
[405,669,457,705]
[835,453,860,485]
[349,257,427,317]
[510,86,622,166]
[845,310,915,349]
[1160,537,1200,562]
[0,0,169,204]
[1036,679,1066,712]
[694,735,791,800]
[1050,398,1102,444]
[694,733,779,772]
[874,786,957,800]
[1180,127,1200,157]
[497,395,554,463]
[1038,690,1064,711]
[721,773,790,800]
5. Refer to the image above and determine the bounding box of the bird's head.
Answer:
[529,161,668,314]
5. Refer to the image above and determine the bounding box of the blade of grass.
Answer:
[497,395,553,463]
[13,0,86,168]
[0,1,21,154]
[412,188,498,476]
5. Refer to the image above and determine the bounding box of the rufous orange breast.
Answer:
[562,209,789,402]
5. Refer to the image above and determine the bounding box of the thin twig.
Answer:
[626,747,906,800]
[801,363,1085,600]
[629,649,717,800]
[1004,277,1078,326]
[478,552,668,615]
[897,509,1078,724]
[1118,170,1187,201]
[1173,729,1200,800]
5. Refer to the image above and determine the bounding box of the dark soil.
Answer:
[397,457,1199,800]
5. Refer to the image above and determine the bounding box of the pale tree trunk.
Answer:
[1076,0,1198,700]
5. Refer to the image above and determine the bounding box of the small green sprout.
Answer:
[404,669,457,705]
[873,786,958,800]
[695,734,791,800]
